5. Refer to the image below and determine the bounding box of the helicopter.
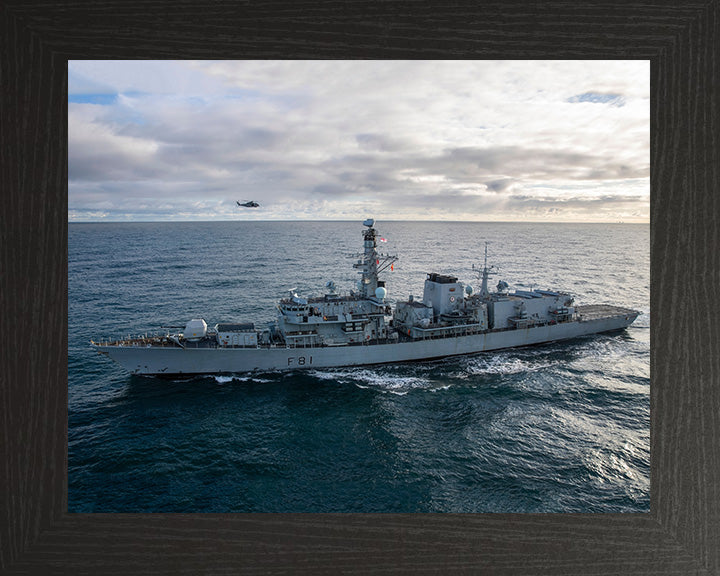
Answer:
[237,200,260,208]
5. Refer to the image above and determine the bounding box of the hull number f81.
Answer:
[288,356,313,366]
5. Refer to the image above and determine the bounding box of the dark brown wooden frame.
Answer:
[2,2,718,574]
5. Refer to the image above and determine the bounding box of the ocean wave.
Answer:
[308,367,443,394]
[213,374,273,384]
[459,354,556,377]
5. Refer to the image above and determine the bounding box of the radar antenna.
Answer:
[472,242,497,298]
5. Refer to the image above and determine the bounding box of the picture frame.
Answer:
[2,1,717,573]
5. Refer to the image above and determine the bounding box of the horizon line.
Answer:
[68,218,650,224]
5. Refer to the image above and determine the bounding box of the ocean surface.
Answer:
[68,220,650,513]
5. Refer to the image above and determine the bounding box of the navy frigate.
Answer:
[92,219,640,376]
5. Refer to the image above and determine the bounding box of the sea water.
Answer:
[68,221,649,512]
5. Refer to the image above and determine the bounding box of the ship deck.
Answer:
[93,305,639,352]
[576,304,639,321]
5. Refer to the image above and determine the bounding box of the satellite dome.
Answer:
[363,218,375,227]
[465,285,474,295]
[375,287,387,300]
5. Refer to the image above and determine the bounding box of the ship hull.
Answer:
[96,307,638,377]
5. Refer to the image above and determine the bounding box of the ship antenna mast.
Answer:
[352,218,397,298]
[475,241,495,298]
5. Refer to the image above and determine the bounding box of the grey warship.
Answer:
[92,219,640,376]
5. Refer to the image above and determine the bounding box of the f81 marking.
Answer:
[287,356,313,366]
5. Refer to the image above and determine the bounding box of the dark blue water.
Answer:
[68,221,649,512]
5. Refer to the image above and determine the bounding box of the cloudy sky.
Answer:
[68,60,649,222]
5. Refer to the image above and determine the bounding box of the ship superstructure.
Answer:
[272,218,397,349]
[92,219,639,376]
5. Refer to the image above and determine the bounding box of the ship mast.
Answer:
[353,218,397,298]
[476,241,495,298]
[481,242,489,297]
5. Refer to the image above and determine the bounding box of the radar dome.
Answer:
[465,285,474,295]
[363,218,375,227]
[183,318,207,342]
[375,287,387,300]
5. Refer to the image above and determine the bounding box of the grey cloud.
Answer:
[583,165,638,180]
[69,115,288,185]
[350,186,508,215]
[430,146,647,183]
[68,149,166,182]
[313,183,353,196]
[355,133,407,152]
[485,179,514,193]
[496,193,648,220]
[314,145,647,200]
[509,194,645,208]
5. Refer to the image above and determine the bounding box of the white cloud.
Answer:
[69,60,649,222]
